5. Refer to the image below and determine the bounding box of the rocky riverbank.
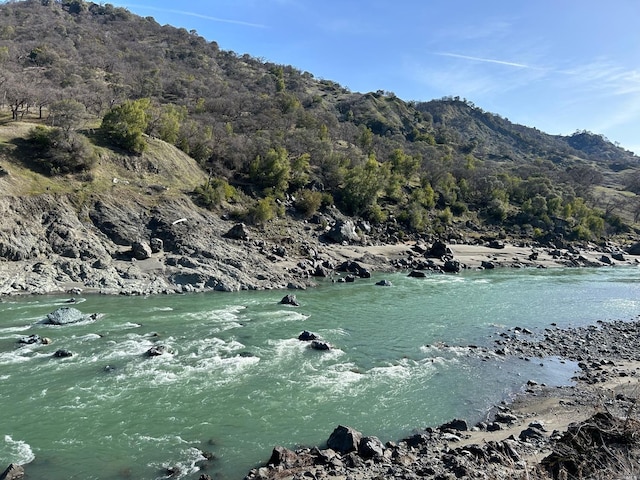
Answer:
[1,194,639,297]
[240,318,640,480]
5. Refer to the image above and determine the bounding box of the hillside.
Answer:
[0,0,639,295]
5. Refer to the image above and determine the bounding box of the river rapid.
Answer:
[2,267,640,479]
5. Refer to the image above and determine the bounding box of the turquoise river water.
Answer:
[2,267,640,479]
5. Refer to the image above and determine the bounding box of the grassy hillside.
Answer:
[0,0,639,244]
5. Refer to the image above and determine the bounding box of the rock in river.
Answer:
[44,307,100,325]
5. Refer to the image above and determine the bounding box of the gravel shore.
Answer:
[241,317,640,480]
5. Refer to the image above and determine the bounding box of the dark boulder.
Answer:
[358,436,385,458]
[408,270,427,278]
[481,260,495,269]
[279,294,300,306]
[327,425,362,454]
[223,223,250,241]
[358,268,371,278]
[427,240,449,258]
[488,239,505,249]
[312,264,330,277]
[375,279,392,286]
[440,418,469,432]
[146,345,170,357]
[345,275,356,283]
[600,255,612,264]
[612,252,625,261]
[443,259,461,273]
[150,237,164,253]
[626,242,640,255]
[298,330,319,341]
[131,240,152,260]
[267,446,297,468]
[310,340,331,351]
[53,349,73,358]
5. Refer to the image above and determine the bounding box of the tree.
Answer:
[249,147,291,196]
[101,98,150,153]
[48,99,87,135]
[340,154,389,216]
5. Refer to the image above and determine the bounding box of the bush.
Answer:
[28,126,97,175]
[101,98,150,154]
[246,196,282,225]
[193,178,237,209]
[294,189,323,218]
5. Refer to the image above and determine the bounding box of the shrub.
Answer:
[101,98,151,154]
[28,126,97,175]
[294,189,323,218]
[193,178,237,209]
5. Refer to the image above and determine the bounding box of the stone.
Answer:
[325,220,360,244]
[481,260,495,269]
[223,223,250,241]
[18,334,51,345]
[0,463,24,480]
[488,239,505,249]
[298,330,318,341]
[427,240,449,258]
[358,436,385,458]
[327,425,362,454]
[53,349,73,358]
[131,240,152,260]
[408,270,427,278]
[279,294,300,306]
[45,307,87,325]
[146,345,170,357]
[440,418,469,432]
[310,340,331,351]
[267,446,300,468]
[150,237,164,253]
[626,242,640,255]
[375,279,392,286]
[443,259,461,273]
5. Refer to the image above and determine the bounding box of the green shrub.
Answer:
[294,189,323,218]
[193,178,237,209]
[101,98,150,154]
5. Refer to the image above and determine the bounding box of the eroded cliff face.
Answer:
[0,194,317,295]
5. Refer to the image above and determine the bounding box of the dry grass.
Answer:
[0,118,208,203]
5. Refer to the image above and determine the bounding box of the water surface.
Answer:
[1,267,639,479]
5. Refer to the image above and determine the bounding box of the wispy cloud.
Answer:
[121,3,268,28]
[435,52,542,70]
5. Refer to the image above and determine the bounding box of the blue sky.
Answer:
[111,1,640,154]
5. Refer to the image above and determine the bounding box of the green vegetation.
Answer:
[0,0,638,241]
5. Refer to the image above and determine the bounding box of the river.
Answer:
[1,266,639,479]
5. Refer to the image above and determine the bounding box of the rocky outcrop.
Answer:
[324,220,360,244]
[279,294,299,306]
[44,307,99,325]
[0,463,23,480]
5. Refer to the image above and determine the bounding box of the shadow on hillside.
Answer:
[5,137,53,176]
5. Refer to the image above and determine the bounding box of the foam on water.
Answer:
[1,435,35,465]
[0,325,32,334]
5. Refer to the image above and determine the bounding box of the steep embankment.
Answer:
[0,124,321,295]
